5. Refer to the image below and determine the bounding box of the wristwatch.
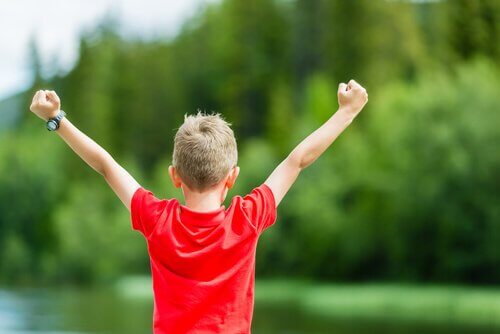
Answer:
[46,110,66,131]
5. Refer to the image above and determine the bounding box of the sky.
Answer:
[0,0,215,99]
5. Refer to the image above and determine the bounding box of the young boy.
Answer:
[29,80,367,333]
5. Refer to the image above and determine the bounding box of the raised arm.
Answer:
[265,79,368,206]
[29,90,140,210]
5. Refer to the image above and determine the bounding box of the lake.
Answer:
[1,285,499,334]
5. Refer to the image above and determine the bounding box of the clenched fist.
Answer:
[30,90,61,121]
[338,79,368,115]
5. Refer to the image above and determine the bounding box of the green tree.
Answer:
[445,0,500,62]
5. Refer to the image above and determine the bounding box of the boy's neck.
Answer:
[182,187,225,212]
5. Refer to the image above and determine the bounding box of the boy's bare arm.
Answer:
[30,90,140,211]
[265,80,368,206]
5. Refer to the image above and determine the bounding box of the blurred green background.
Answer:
[0,0,499,333]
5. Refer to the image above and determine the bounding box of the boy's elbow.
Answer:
[288,148,319,170]
[288,150,308,170]
[96,162,107,177]
[98,153,114,177]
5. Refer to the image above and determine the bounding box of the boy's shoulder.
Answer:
[234,183,277,234]
[131,183,277,237]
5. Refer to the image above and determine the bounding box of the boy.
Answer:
[29,79,367,333]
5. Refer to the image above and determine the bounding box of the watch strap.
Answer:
[46,110,66,131]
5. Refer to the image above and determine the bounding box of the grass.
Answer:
[255,280,500,328]
[115,277,500,328]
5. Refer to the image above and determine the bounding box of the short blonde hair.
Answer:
[172,112,237,192]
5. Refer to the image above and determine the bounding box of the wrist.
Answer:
[46,110,66,131]
[336,107,358,123]
[55,116,68,131]
[42,110,59,122]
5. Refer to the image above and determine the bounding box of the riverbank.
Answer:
[254,280,500,329]
[116,277,500,330]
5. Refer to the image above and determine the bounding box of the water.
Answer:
[0,287,498,334]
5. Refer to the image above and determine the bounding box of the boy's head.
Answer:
[170,112,238,193]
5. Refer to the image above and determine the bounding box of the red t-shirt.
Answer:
[130,184,277,334]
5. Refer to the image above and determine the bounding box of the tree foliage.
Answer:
[0,0,498,285]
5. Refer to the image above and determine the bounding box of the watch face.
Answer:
[47,120,57,131]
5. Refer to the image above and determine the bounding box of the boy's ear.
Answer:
[225,166,240,189]
[168,165,182,188]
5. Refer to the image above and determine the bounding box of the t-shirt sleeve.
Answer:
[241,183,277,234]
[130,187,168,238]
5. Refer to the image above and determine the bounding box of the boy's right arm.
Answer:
[265,80,368,206]
[30,90,140,211]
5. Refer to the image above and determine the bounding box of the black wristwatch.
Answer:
[46,110,66,131]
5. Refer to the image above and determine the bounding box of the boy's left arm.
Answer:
[265,80,368,206]
[29,90,140,211]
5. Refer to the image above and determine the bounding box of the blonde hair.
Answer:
[172,112,238,192]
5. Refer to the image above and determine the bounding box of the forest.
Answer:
[0,0,498,286]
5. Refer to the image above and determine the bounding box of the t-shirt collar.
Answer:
[177,202,226,227]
